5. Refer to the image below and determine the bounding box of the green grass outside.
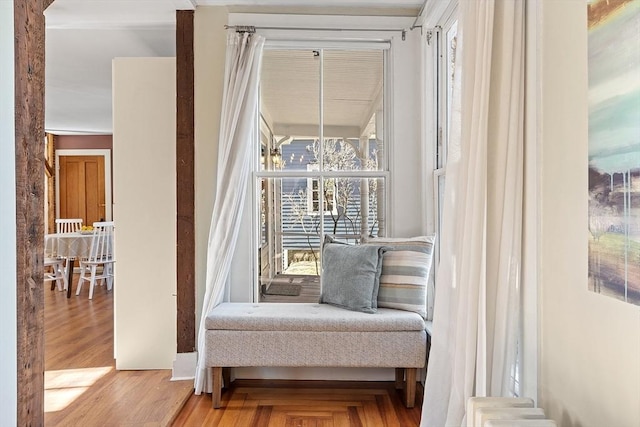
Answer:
[590,232,640,259]
[589,232,640,303]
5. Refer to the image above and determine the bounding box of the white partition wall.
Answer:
[112,57,177,369]
[0,1,17,423]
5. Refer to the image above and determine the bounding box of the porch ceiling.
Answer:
[261,49,383,139]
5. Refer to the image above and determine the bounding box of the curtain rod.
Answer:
[224,25,410,41]
[410,0,428,30]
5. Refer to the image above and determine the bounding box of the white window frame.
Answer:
[253,41,392,299]
[422,2,458,321]
[433,14,458,261]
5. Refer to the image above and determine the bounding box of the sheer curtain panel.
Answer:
[421,0,525,425]
[194,31,265,394]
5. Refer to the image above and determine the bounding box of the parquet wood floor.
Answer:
[173,379,423,426]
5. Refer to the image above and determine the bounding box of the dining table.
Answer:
[45,231,94,298]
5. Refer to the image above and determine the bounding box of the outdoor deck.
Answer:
[259,274,321,303]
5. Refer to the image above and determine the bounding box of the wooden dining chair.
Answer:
[56,218,83,233]
[44,236,67,291]
[76,221,115,299]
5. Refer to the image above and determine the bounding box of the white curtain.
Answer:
[194,31,265,395]
[421,0,525,425]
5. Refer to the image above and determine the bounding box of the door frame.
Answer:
[55,149,113,222]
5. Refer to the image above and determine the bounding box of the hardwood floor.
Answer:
[44,277,193,426]
[172,379,423,426]
[45,276,423,426]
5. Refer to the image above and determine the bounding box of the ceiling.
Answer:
[261,49,384,140]
[44,0,423,135]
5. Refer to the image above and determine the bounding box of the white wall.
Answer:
[538,1,640,425]
[112,57,177,369]
[194,6,228,332]
[0,0,17,423]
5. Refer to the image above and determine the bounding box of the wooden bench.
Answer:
[204,302,428,409]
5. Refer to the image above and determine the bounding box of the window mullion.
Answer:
[256,170,388,179]
[318,48,325,257]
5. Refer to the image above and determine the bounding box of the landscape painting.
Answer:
[588,0,640,306]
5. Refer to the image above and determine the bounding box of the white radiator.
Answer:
[485,420,558,427]
[467,397,557,427]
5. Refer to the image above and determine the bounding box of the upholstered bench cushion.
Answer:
[206,330,426,367]
[205,302,426,332]
[205,301,427,412]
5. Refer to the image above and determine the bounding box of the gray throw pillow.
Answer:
[320,242,386,313]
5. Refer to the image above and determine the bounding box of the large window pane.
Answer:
[322,177,382,238]
[257,176,384,279]
[257,45,388,302]
[259,176,322,303]
[259,177,323,279]
[260,49,320,172]
[323,49,383,171]
[441,20,458,169]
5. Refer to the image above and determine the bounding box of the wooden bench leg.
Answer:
[395,368,404,390]
[404,368,417,408]
[212,367,222,409]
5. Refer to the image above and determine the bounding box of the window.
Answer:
[425,4,458,322]
[434,17,458,262]
[256,46,389,297]
[428,6,523,398]
[306,164,336,215]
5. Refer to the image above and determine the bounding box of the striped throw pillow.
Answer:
[362,235,436,319]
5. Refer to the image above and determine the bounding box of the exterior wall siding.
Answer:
[274,139,380,252]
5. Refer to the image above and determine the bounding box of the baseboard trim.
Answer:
[171,351,197,381]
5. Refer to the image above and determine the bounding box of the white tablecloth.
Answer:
[45,232,96,297]
[45,232,93,260]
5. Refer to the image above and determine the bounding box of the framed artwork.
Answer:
[588,0,640,306]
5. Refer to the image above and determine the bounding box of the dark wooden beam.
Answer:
[176,9,196,353]
[15,0,47,424]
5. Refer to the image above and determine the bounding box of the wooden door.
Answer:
[59,155,106,225]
